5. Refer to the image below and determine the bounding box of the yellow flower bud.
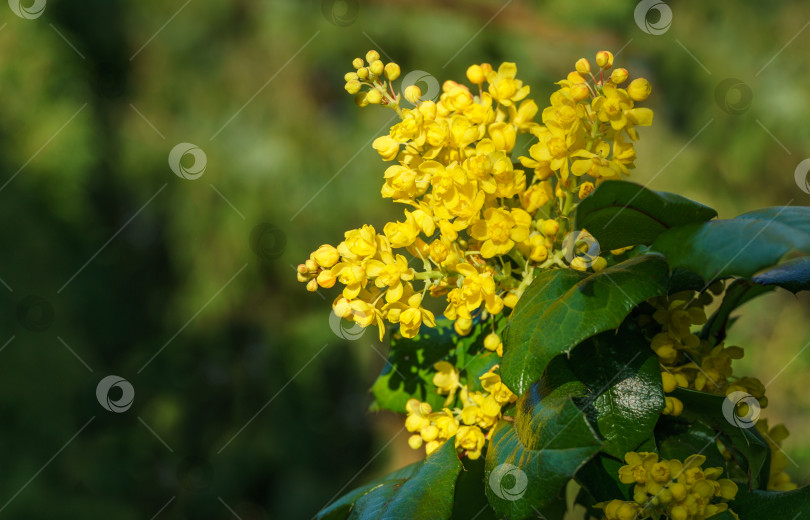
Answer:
[354,92,369,107]
[484,333,501,351]
[344,80,361,94]
[578,181,595,199]
[357,67,369,80]
[344,72,358,82]
[404,85,422,104]
[610,68,629,84]
[366,89,383,104]
[420,424,439,442]
[627,78,652,101]
[591,256,607,272]
[670,506,688,520]
[466,64,486,84]
[352,57,364,69]
[305,259,318,271]
[425,440,442,455]
[570,257,588,271]
[541,219,559,237]
[503,292,519,309]
[408,434,423,450]
[365,50,380,63]
[369,59,384,77]
[669,482,687,501]
[296,263,308,275]
[454,317,473,336]
[312,244,339,268]
[384,62,400,81]
[305,279,318,292]
[571,83,590,101]
[575,58,591,75]
[661,372,677,393]
[595,51,614,69]
[566,71,586,84]
[372,135,400,161]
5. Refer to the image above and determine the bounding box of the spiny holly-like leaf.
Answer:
[502,254,669,396]
[701,279,772,345]
[650,209,810,283]
[316,438,462,520]
[731,487,810,519]
[485,381,602,518]
[576,180,717,251]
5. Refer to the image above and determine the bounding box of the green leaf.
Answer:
[736,206,810,236]
[575,180,718,251]
[751,256,810,293]
[502,254,669,395]
[576,454,632,503]
[731,487,810,519]
[485,381,602,518]
[451,456,497,520]
[672,388,770,489]
[569,326,666,459]
[650,211,810,282]
[656,418,727,470]
[317,438,463,520]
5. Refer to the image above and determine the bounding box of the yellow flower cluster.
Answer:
[405,365,517,460]
[298,50,654,341]
[601,452,738,520]
[641,290,768,417]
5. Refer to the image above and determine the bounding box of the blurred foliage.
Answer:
[0,0,808,518]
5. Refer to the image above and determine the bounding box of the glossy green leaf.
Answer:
[451,457,497,520]
[650,211,810,282]
[657,418,727,470]
[569,326,666,459]
[576,180,718,251]
[485,381,602,518]
[731,487,810,519]
[502,254,669,395]
[316,438,462,520]
[751,256,810,293]
[736,206,810,236]
[672,388,770,489]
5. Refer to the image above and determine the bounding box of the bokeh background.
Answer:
[1,0,809,518]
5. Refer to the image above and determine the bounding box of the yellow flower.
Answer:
[455,425,486,459]
[337,225,379,261]
[383,211,421,248]
[443,263,503,320]
[365,251,414,303]
[432,361,460,395]
[487,62,530,106]
[381,164,429,201]
[311,244,340,268]
[387,293,436,338]
[592,83,633,130]
[470,207,532,258]
[405,399,432,432]
[519,181,553,214]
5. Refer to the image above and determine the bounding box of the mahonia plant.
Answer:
[301,50,810,520]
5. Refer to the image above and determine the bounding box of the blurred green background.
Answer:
[1,0,809,518]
